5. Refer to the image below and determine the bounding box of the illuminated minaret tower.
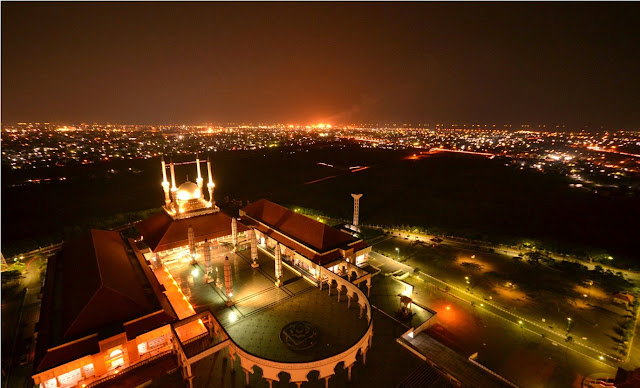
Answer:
[351,193,363,227]
[170,159,178,204]
[196,154,203,192]
[161,157,171,206]
[207,157,215,208]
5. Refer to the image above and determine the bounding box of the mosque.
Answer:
[32,156,373,388]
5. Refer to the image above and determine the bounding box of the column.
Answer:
[347,294,352,309]
[274,243,283,287]
[224,256,233,306]
[347,364,353,382]
[324,376,330,388]
[244,368,250,386]
[232,218,238,248]
[188,225,196,264]
[250,228,259,268]
[367,278,372,298]
[203,239,212,283]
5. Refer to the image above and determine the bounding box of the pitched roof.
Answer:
[137,210,248,252]
[60,230,156,339]
[241,199,356,252]
[34,230,176,372]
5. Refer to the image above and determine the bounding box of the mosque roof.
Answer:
[241,199,357,252]
[176,181,202,201]
[34,230,176,372]
[137,210,248,252]
[240,199,370,264]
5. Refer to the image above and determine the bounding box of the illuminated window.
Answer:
[137,342,148,355]
[109,349,122,359]
[44,378,58,388]
[58,368,82,386]
[82,363,94,378]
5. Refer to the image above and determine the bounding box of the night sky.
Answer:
[2,2,639,127]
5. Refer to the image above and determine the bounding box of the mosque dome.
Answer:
[176,181,201,201]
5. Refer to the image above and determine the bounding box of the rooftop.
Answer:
[34,230,176,372]
[137,210,248,252]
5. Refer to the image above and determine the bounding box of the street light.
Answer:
[396,247,400,260]
[566,317,572,332]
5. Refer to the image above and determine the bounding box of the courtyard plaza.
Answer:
[158,245,369,363]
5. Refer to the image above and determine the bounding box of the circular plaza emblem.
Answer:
[279,321,320,351]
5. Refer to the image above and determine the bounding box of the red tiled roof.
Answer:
[241,199,355,252]
[34,230,177,373]
[61,230,158,339]
[137,211,248,252]
[240,216,343,265]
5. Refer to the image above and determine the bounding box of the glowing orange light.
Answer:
[446,306,451,310]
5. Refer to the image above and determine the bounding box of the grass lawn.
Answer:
[373,236,636,358]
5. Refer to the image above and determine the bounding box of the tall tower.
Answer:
[170,159,178,204]
[351,193,363,227]
[196,155,203,192]
[207,157,215,207]
[161,157,171,206]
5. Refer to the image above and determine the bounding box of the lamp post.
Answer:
[396,247,400,260]
[566,317,572,333]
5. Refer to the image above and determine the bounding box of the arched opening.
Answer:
[277,371,292,385]
[306,370,321,385]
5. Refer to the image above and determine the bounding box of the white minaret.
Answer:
[351,193,363,227]
[207,157,215,207]
[196,155,203,192]
[161,157,171,206]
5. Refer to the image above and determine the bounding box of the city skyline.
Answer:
[2,2,639,126]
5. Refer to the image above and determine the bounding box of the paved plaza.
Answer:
[163,246,369,363]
